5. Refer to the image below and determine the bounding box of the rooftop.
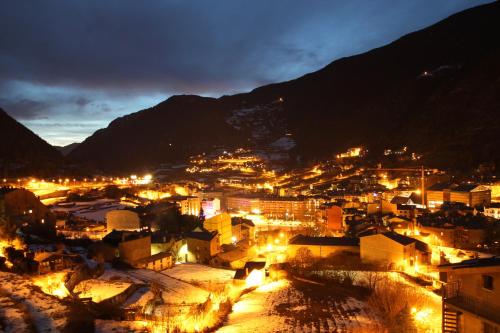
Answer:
[102,230,148,246]
[427,182,453,191]
[380,232,415,246]
[390,196,411,205]
[439,256,500,270]
[453,183,481,192]
[289,235,359,247]
[379,232,430,252]
[184,230,218,241]
[133,251,172,265]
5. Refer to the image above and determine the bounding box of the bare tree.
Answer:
[367,276,426,332]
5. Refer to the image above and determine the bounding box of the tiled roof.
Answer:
[391,196,411,205]
[381,232,416,246]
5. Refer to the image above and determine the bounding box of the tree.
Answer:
[291,247,314,274]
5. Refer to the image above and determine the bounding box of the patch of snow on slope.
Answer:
[0,272,68,332]
[270,136,295,151]
[161,263,235,285]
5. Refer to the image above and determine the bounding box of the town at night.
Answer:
[1,1,499,332]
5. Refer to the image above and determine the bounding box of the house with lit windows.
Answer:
[439,257,500,332]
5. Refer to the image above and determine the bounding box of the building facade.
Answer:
[118,235,151,264]
[179,196,201,216]
[360,232,430,271]
[204,213,232,245]
[226,195,320,221]
[183,229,220,264]
[440,257,500,333]
[427,183,491,209]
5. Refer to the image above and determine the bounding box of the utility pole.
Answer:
[421,165,425,207]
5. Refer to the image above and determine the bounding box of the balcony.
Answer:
[443,285,500,325]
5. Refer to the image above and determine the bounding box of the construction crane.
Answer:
[366,166,430,206]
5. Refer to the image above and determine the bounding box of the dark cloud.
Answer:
[0,98,50,120]
[1,1,491,94]
[0,0,492,144]
[74,97,90,107]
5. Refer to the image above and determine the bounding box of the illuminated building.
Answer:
[449,184,491,207]
[426,183,491,209]
[440,257,500,332]
[117,234,152,264]
[419,225,486,250]
[151,233,183,258]
[34,252,65,274]
[103,231,172,271]
[287,235,359,258]
[132,252,173,271]
[204,213,232,245]
[201,198,220,218]
[484,203,500,219]
[178,196,201,215]
[336,147,363,159]
[184,228,220,263]
[212,247,249,269]
[318,204,343,232]
[488,181,500,201]
[231,218,255,242]
[226,194,320,221]
[360,232,430,271]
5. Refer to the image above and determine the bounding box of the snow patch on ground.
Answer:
[102,269,210,304]
[161,263,235,285]
[74,279,132,303]
[0,272,68,333]
[218,279,379,333]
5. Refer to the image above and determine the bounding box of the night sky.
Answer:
[0,0,491,146]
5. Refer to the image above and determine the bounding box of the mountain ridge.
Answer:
[0,108,63,176]
[3,1,497,174]
[69,1,500,172]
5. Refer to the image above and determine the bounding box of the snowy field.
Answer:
[74,279,132,303]
[161,263,235,285]
[51,199,127,222]
[99,268,209,304]
[0,272,69,333]
[121,286,155,310]
[218,279,380,333]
